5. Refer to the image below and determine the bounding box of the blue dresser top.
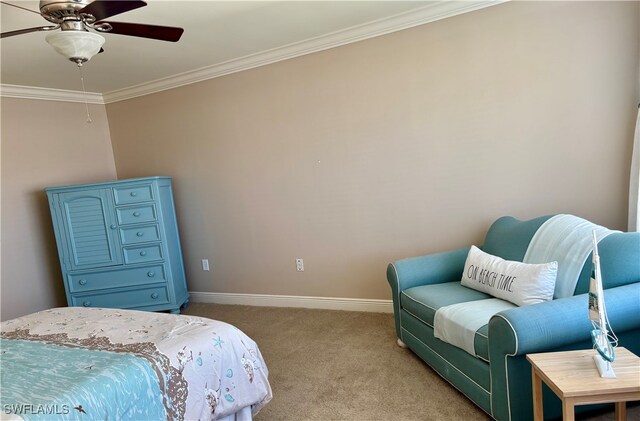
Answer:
[45,176,172,192]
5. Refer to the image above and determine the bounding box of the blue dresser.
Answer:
[46,177,189,314]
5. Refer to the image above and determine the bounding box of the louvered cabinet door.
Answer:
[54,188,122,270]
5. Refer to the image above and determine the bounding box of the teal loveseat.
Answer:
[387,215,640,421]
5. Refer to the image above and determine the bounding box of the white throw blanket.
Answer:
[434,298,516,356]
[523,214,616,298]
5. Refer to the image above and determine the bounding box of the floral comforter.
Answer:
[0,307,272,420]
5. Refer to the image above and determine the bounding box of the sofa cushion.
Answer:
[461,246,558,306]
[481,215,637,297]
[482,215,552,261]
[575,232,640,294]
[401,282,492,361]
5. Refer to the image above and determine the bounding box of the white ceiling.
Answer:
[0,1,498,97]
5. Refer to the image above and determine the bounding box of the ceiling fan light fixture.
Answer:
[45,31,105,65]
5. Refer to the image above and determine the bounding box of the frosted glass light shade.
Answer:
[46,31,105,64]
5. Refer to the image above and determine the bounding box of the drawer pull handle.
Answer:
[83,301,91,307]
[130,192,137,197]
[150,293,159,299]
[133,211,141,217]
[136,232,144,237]
[79,279,87,285]
[140,251,147,256]
[110,224,117,229]
[147,271,155,277]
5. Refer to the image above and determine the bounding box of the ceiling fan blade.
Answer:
[79,0,147,22]
[1,26,53,39]
[100,22,183,42]
[0,1,43,16]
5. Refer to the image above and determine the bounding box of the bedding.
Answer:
[0,307,272,421]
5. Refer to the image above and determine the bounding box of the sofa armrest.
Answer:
[387,247,470,292]
[387,247,469,337]
[487,283,640,421]
[488,282,640,357]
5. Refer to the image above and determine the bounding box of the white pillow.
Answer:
[461,246,558,306]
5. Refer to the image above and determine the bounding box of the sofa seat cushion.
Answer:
[400,282,493,361]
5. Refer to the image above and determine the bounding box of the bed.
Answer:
[0,307,272,420]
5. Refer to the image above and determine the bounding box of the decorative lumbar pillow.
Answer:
[461,245,558,306]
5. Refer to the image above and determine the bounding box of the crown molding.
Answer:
[102,0,507,104]
[0,84,104,104]
[1,1,506,105]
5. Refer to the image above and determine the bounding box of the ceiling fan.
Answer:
[1,0,184,65]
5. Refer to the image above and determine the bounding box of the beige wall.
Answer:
[106,1,639,301]
[1,98,116,320]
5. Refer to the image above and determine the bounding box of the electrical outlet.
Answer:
[296,258,304,272]
[202,259,210,271]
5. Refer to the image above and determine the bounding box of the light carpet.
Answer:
[183,303,637,421]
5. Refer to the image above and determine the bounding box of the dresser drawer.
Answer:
[68,264,166,293]
[113,184,154,205]
[116,204,157,225]
[71,285,170,309]
[123,243,163,264]
[120,224,160,245]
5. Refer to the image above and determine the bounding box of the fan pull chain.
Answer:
[77,65,93,124]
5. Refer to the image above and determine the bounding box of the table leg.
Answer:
[531,367,544,421]
[562,398,575,421]
[614,402,626,421]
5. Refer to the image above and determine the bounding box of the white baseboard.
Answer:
[188,291,393,313]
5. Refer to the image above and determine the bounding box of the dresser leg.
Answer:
[170,308,180,314]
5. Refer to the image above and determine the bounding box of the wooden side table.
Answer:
[526,347,640,421]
